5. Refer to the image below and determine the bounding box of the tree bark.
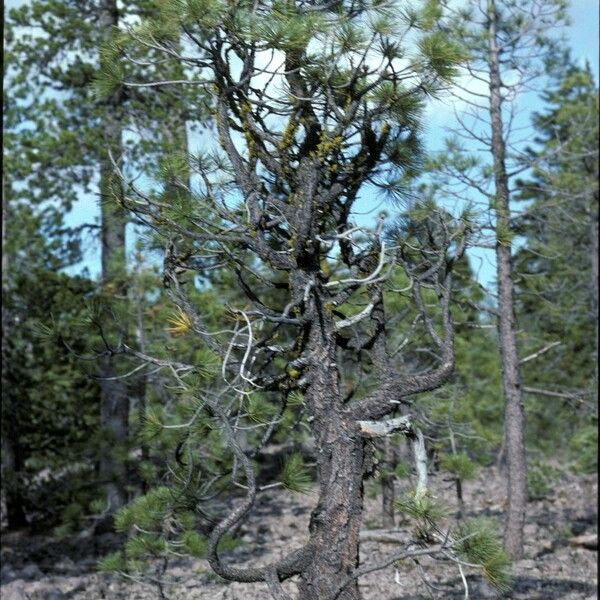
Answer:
[297,323,365,600]
[299,426,365,600]
[487,0,527,560]
[1,178,27,530]
[98,0,129,515]
[591,193,598,396]
[380,437,395,529]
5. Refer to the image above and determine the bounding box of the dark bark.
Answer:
[298,323,365,600]
[133,288,149,491]
[455,478,464,520]
[591,194,598,394]
[1,416,27,529]
[97,0,129,515]
[1,181,27,530]
[298,426,365,600]
[487,0,526,559]
[380,437,395,529]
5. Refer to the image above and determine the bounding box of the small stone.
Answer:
[569,533,598,550]
[519,559,538,570]
[19,564,44,581]
[66,577,86,593]
[1,564,18,584]
[1,579,28,600]
[535,539,554,557]
[469,577,497,598]
[34,588,66,600]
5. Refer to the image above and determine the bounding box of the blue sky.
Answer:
[41,1,599,285]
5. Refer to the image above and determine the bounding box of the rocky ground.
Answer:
[1,466,597,599]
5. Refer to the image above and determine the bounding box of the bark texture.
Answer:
[98,0,129,514]
[1,179,27,529]
[487,0,526,559]
[591,193,599,393]
[380,437,396,529]
[298,325,364,600]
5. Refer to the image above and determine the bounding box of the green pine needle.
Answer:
[139,408,163,442]
[279,453,312,494]
[454,518,513,592]
[125,534,166,559]
[246,394,277,424]
[395,491,447,524]
[97,551,126,573]
[287,390,305,407]
[30,317,58,342]
[440,452,477,481]
[114,486,173,533]
[182,530,209,557]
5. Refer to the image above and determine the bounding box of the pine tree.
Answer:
[90,1,488,597]
[514,59,598,469]
[424,0,568,559]
[5,0,208,519]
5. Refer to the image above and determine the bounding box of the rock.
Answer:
[54,557,75,571]
[468,576,497,598]
[46,589,66,600]
[571,514,596,535]
[519,559,538,570]
[568,533,598,550]
[523,523,537,536]
[1,579,28,600]
[19,563,44,581]
[535,539,554,557]
[1,563,18,584]
[30,587,66,600]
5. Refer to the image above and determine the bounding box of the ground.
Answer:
[1,466,597,599]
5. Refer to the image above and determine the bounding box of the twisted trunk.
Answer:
[299,423,365,600]
[298,315,365,600]
[487,0,526,559]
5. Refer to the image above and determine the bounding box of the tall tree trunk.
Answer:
[1,179,27,529]
[298,324,365,600]
[487,0,526,560]
[449,431,464,520]
[591,193,599,396]
[380,437,395,528]
[98,0,129,516]
[299,429,365,600]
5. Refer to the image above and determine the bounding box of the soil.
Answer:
[1,466,597,599]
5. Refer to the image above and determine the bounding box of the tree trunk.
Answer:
[455,478,464,520]
[298,421,365,600]
[133,279,149,491]
[487,0,526,560]
[591,195,598,395]
[297,323,365,600]
[98,0,129,515]
[380,437,395,528]
[1,179,27,530]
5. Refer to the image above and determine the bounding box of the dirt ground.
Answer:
[1,466,597,599]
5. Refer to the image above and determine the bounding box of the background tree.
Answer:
[4,0,208,520]
[426,0,568,558]
[514,58,598,471]
[0,192,101,531]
